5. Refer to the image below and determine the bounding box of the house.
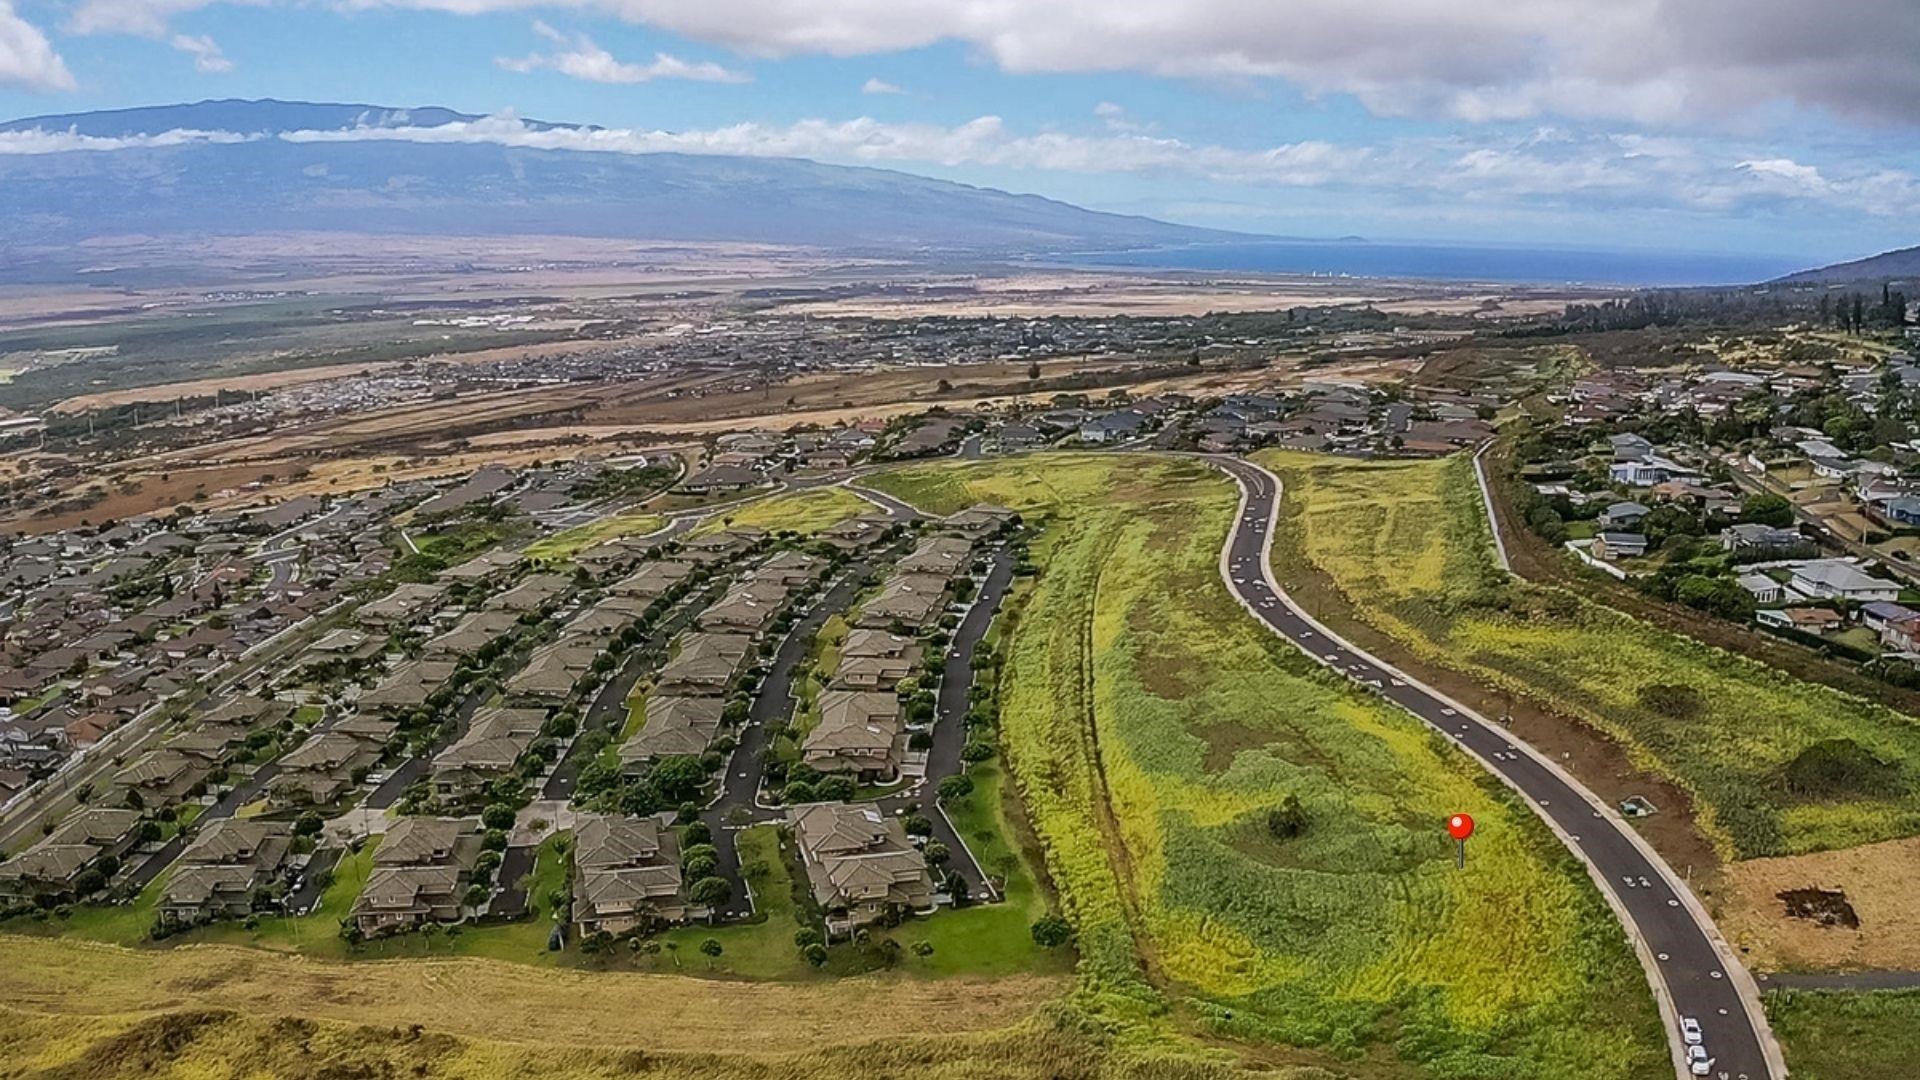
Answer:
[505,637,604,702]
[110,749,213,808]
[352,817,482,936]
[1789,560,1900,603]
[571,812,689,935]
[695,580,792,635]
[788,802,934,938]
[655,633,753,696]
[750,550,826,588]
[483,573,572,614]
[270,720,396,807]
[942,505,1017,540]
[833,629,921,691]
[618,696,725,767]
[1736,573,1784,606]
[1609,433,1654,462]
[1608,456,1698,487]
[802,690,903,781]
[357,659,459,714]
[430,707,548,800]
[358,582,447,627]
[1869,496,1920,528]
[425,610,522,659]
[1598,502,1649,529]
[896,536,975,578]
[1758,607,1844,634]
[611,560,696,600]
[1860,601,1920,633]
[0,807,144,903]
[437,548,523,585]
[159,820,293,925]
[680,464,766,494]
[1592,532,1648,560]
[1880,612,1920,654]
[1720,523,1804,552]
[854,573,950,630]
[818,515,895,552]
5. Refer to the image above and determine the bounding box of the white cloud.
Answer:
[171,32,232,72]
[0,127,260,153]
[0,0,75,91]
[860,76,901,94]
[498,22,749,83]
[9,108,1917,224]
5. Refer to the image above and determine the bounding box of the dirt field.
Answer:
[1721,837,1920,972]
[0,935,1065,1053]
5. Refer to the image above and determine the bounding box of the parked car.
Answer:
[1680,1017,1703,1045]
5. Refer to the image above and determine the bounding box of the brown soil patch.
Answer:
[1721,836,1920,972]
[1195,721,1271,773]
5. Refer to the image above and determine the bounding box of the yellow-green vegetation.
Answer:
[691,486,870,537]
[0,1000,1293,1080]
[526,510,666,562]
[1258,449,1920,860]
[868,453,1664,1079]
[1768,988,1920,1079]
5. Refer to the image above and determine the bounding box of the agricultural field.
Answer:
[1256,449,1920,863]
[690,485,871,537]
[867,453,1664,1079]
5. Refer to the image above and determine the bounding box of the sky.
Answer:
[1,0,1918,264]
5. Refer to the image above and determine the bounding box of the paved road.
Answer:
[1209,455,1782,1080]
[845,482,924,522]
[875,547,1014,900]
[700,568,874,920]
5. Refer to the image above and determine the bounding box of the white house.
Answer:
[1789,560,1900,603]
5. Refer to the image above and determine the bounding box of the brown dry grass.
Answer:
[0,935,1066,1053]
[1720,837,1920,972]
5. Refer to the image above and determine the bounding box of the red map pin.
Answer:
[1448,813,1474,868]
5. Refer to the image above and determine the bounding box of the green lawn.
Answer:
[641,826,814,978]
[1770,988,1920,1079]
[869,762,1075,978]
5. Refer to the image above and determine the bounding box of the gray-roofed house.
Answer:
[352,817,483,936]
[572,812,689,935]
[802,690,903,781]
[430,707,549,800]
[618,696,725,767]
[788,801,933,938]
[159,820,293,924]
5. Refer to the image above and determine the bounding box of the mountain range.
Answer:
[0,98,1238,256]
[1772,245,1920,286]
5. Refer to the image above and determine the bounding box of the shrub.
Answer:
[1782,739,1903,799]
[1030,914,1074,948]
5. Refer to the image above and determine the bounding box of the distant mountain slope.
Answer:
[1772,245,1920,285]
[0,98,1241,255]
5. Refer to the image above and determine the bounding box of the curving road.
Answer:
[1209,455,1782,1080]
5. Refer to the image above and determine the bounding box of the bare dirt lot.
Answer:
[1720,837,1920,972]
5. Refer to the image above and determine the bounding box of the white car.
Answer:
[1686,1044,1712,1076]
[1680,1017,1703,1045]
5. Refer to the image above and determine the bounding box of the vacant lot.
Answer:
[869,453,1664,1080]
[1258,450,1920,863]
[690,486,870,537]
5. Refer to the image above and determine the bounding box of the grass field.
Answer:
[526,511,666,563]
[1256,449,1920,861]
[868,453,1665,1079]
[1767,988,1920,1079]
[690,486,870,537]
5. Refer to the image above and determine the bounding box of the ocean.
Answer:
[1063,240,1811,288]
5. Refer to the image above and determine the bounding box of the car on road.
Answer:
[1680,1017,1703,1044]
[1685,1044,1712,1076]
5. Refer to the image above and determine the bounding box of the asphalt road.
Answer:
[1209,455,1781,1080]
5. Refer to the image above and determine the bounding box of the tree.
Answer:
[1266,794,1309,840]
[650,756,708,803]
[682,821,712,846]
[464,883,490,909]
[802,942,829,967]
[690,876,733,908]
[936,774,974,802]
[923,841,951,866]
[1030,914,1074,948]
[481,803,517,831]
[1741,493,1794,528]
[814,775,856,801]
[699,937,724,968]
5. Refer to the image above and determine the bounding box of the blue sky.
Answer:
[2,0,1918,264]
